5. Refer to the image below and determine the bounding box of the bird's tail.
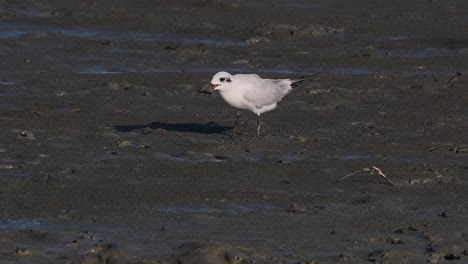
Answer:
[291,74,317,87]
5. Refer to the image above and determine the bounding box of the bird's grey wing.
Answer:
[243,79,293,108]
[233,73,260,81]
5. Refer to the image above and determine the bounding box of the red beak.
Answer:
[210,84,220,90]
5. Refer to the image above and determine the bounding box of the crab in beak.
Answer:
[197,83,219,96]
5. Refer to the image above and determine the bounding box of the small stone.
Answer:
[15,248,29,255]
[106,81,132,90]
[60,168,76,174]
[444,253,460,260]
[107,82,119,89]
[118,140,134,147]
[164,45,177,51]
[448,76,459,83]
[19,131,36,140]
[289,135,306,142]
[142,127,152,135]
[306,88,332,95]
[66,240,80,248]
[438,211,448,218]
[389,237,403,244]
[286,204,306,214]
[246,37,269,44]
[410,84,423,89]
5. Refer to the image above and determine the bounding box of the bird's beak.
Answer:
[197,83,219,95]
[211,84,220,90]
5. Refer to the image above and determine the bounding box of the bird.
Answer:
[198,71,313,136]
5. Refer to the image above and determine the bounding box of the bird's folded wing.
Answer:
[243,79,293,108]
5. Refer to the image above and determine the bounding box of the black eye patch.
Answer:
[220,77,225,82]
[226,78,231,82]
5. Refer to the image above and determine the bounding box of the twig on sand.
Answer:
[339,166,395,186]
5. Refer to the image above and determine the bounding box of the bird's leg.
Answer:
[231,111,240,137]
[256,115,261,137]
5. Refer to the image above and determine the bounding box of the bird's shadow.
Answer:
[114,121,232,134]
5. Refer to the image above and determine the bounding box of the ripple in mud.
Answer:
[161,207,222,214]
[80,64,464,76]
[3,3,49,17]
[155,151,225,163]
[0,29,27,38]
[376,35,410,41]
[336,154,372,160]
[0,219,43,230]
[378,48,468,58]
[243,1,319,9]
[158,203,276,215]
[0,80,15,85]
[253,23,344,39]
[79,65,374,75]
[0,22,247,46]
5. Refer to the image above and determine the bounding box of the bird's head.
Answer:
[210,71,233,91]
[197,71,235,96]
[197,71,233,95]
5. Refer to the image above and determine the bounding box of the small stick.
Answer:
[339,166,394,186]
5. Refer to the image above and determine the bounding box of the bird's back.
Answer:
[234,74,293,110]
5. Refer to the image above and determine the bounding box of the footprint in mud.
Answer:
[176,242,249,264]
[114,121,232,134]
[164,151,226,163]
[66,243,135,264]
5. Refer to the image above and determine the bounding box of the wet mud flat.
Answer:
[1,0,468,263]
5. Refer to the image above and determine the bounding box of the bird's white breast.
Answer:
[219,88,250,110]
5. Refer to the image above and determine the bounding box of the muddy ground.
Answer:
[0,0,467,263]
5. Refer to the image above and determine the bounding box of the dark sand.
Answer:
[1,0,467,263]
